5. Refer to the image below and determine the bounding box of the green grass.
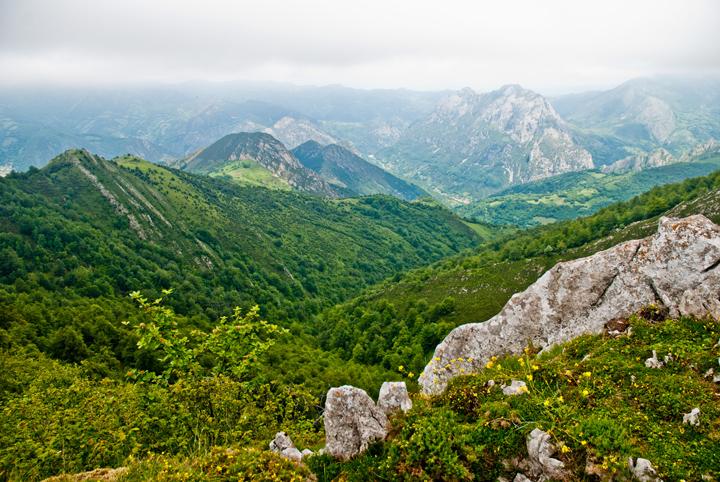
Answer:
[206,158,291,190]
[311,314,720,481]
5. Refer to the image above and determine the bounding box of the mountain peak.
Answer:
[292,142,425,200]
[497,83,526,95]
[181,132,342,197]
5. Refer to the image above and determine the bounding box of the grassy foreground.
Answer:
[310,313,720,481]
[36,312,719,481]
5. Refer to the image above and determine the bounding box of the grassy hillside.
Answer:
[458,155,720,227]
[0,149,483,391]
[314,169,720,376]
[3,152,720,481]
[204,158,292,189]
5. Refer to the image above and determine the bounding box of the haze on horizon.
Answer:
[1,0,719,95]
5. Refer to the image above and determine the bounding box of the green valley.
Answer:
[459,154,720,227]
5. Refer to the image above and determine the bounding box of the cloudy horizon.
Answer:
[1,0,719,95]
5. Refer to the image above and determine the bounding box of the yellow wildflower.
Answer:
[532,364,540,371]
[582,389,590,397]
[526,374,533,381]
[557,396,564,403]
[561,445,571,453]
[583,371,592,378]
[543,399,551,407]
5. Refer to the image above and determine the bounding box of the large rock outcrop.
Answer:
[420,215,720,394]
[324,385,389,460]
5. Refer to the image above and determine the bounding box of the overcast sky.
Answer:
[1,0,718,93]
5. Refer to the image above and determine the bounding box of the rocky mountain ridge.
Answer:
[378,84,594,203]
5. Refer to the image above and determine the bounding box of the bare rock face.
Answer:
[377,381,412,414]
[421,215,720,394]
[324,385,389,460]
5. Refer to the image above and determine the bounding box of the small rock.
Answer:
[683,407,700,426]
[324,385,389,460]
[513,474,533,482]
[526,428,565,479]
[605,317,629,337]
[628,457,662,482]
[377,381,412,414]
[663,353,674,364]
[487,379,496,387]
[42,467,128,481]
[644,350,664,369]
[281,447,303,462]
[301,448,314,458]
[269,431,295,453]
[502,380,528,396]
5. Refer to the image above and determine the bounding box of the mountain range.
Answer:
[173,132,425,200]
[2,77,719,222]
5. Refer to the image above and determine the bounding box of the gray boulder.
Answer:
[645,350,664,369]
[420,215,720,394]
[269,431,295,453]
[628,457,663,482]
[525,429,565,480]
[683,407,701,426]
[377,381,412,414]
[280,447,303,462]
[502,380,528,396]
[324,385,389,460]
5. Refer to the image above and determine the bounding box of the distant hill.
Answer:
[377,85,593,203]
[291,141,426,200]
[552,77,720,164]
[459,153,720,227]
[0,148,480,323]
[177,132,344,197]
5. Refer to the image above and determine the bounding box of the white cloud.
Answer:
[0,0,718,92]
